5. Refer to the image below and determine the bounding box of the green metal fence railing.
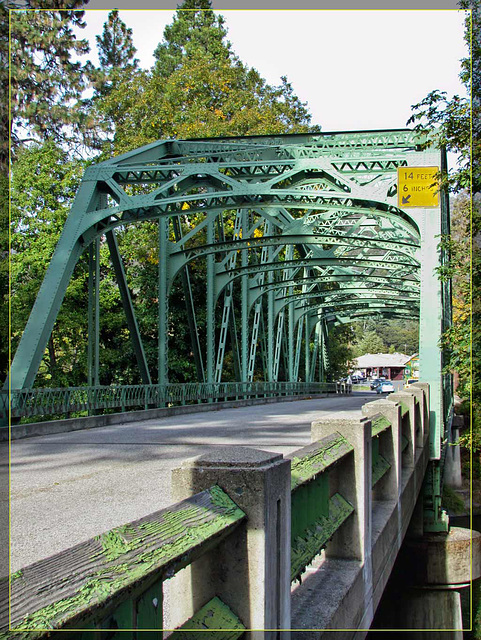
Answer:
[1,381,337,422]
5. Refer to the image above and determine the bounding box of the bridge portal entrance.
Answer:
[4,130,452,529]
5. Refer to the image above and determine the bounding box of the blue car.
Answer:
[376,380,395,394]
[370,377,386,390]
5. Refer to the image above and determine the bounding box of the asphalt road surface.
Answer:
[7,391,376,572]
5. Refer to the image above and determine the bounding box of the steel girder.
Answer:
[6,130,449,439]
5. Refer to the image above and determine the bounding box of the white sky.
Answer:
[77,9,468,133]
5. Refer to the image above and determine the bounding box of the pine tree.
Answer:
[90,10,140,153]
[1,1,90,379]
[8,3,91,157]
[95,10,139,95]
[153,0,230,79]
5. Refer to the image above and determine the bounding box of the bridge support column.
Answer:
[170,447,291,639]
[444,424,463,489]
[370,527,481,638]
[388,391,417,467]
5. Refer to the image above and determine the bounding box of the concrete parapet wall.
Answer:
[2,384,434,639]
[291,383,431,637]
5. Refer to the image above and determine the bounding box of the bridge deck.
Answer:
[7,392,375,572]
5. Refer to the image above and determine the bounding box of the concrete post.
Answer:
[388,391,416,467]
[412,381,430,443]
[361,399,402,501]
[171,446,291,639]
[311,417,373,633]
[311,417,372,563]
[406,385,426,448]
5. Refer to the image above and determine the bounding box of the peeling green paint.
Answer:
[291,493,354,582]
[400,402,410,417]
[209,484,241,510]
[9,486,245,636]
[372,454,391,486]
[371,415,391,437]
[97,525,140,561]
[171,596,245,639]
[290,434,353,491]
[10,570,24,582]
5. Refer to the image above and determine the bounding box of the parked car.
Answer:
[376,380,395,394]
[404,378,418,389]
[370,377,385,390]
[352,374,366,384]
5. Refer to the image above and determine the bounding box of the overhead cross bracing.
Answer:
[4,130,450,451]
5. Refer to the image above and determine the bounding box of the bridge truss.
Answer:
[4,129,452,527]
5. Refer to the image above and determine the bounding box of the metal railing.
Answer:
[1,381,337,422]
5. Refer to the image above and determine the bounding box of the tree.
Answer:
[96,9,139,78]
[10,142,87,387]
[353,330,386,357]
[8,4,91,160]
[1,1,92,381]
[89,10,140,153]
[97,0,315,156]
[326,325,354,380]
[153,0,230,80]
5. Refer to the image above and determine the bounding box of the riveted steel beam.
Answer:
[5,131,447,477]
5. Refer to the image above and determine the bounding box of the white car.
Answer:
[376,380,394,394]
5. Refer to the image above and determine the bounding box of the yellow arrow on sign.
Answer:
[397,167,440,208]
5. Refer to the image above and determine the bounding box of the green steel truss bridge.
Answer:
[3,129,453,528]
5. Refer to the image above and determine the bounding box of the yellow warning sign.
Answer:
[397,166,440,208]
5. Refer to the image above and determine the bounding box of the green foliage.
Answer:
[1,4,91,350]
[96,9,139,75]
[460,0,481,195]
[351,318,419,357]
[407,90,470,191]
[9,4,91,156]
[89,10,140,153]
[437,193,471,399]
[326,325,354,380]
[0,171,8,380]
[10,142,87,386]
[153,0,230,79]
[95,0,315,156]
[352,330,386,357]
